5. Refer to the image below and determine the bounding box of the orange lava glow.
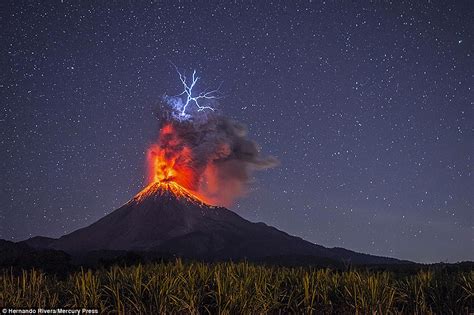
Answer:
[134,181,209,206]
[145,123,211,205]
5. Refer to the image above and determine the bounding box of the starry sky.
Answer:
[1,1,472,263]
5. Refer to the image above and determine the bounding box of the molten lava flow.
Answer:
[143,123,212,205]
[134,181,209,205]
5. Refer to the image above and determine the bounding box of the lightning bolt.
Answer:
[174,67,220,117]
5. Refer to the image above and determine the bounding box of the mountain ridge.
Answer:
[20,182,409,265]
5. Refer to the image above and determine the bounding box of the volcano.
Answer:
[22,181,405,265]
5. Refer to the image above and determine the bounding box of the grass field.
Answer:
[1,260,472,314]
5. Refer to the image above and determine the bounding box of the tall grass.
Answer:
[0,261,472,314]
[0,269,59,308]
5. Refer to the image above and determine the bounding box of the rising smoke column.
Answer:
[146,68,278,207]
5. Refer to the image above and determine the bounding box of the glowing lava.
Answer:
[134,181,209,206]
[143,123,211,205]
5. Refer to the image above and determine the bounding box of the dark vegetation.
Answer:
[1,260,473,314]
[1,240,473,314]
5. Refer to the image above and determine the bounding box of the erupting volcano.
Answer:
[21,111,402,265]
[20,69,405,266]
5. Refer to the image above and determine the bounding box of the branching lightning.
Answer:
[176,69,219,116]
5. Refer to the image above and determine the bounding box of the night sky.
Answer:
[1,1,472,263]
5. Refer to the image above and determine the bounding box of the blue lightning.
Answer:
[166,66,220,120]
[176,69,219,115]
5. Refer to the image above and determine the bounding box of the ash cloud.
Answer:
[154,104,278,206]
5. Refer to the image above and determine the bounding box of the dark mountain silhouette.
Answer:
[0,239,72,273]
[21,182,407,265]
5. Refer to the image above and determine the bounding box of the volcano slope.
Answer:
[22,182,406,265]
